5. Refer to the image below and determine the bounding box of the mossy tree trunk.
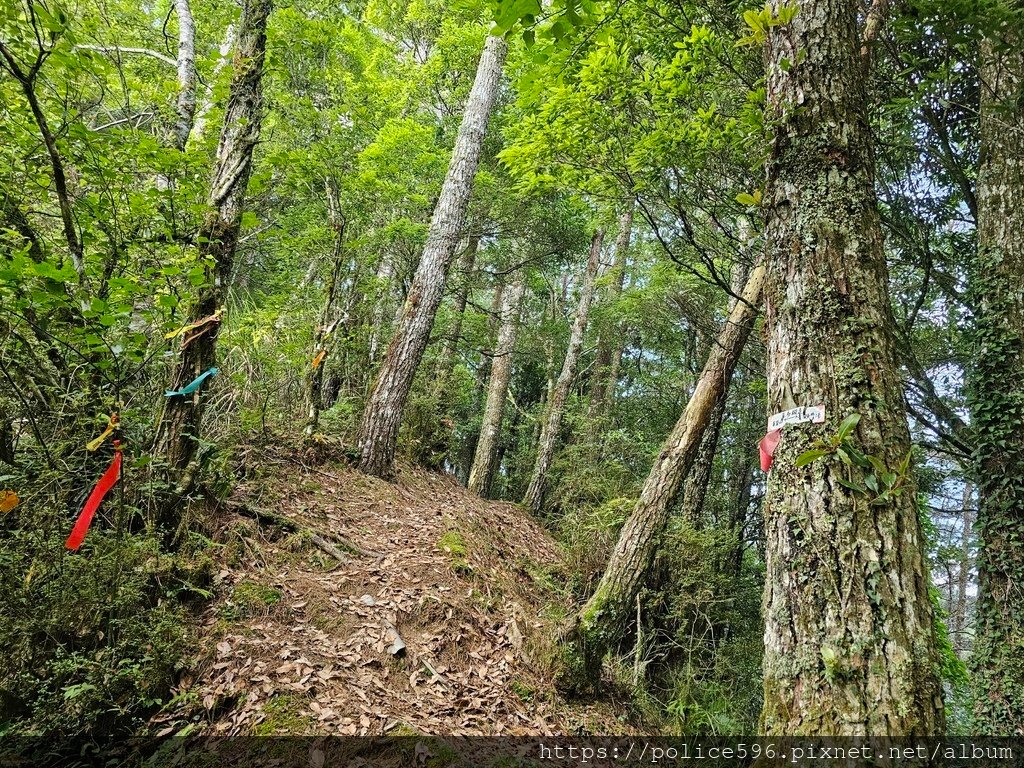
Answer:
[523,229,604,514]
[970,9,1024,736]
[355,35,507,479]
[758,0,943,734]
[154,0,272,481]
[556,265,765,694]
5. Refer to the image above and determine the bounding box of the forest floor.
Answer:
[150,449,638,742]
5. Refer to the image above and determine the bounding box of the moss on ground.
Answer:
[437,530,473,575]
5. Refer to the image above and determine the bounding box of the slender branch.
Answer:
[74,44,177,68]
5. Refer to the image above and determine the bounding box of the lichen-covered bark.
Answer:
[557,266,765,694]
[523,230,604,513]
[970,13,1024,736]
[356,35,507,479]
[467,273,526,497]
[759,0,943,735]
[154,0,271,478]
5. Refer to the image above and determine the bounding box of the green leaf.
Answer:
[735,189,762,206]
[795,448,831,467]
[836,477,867,495]
[836,413,861,441]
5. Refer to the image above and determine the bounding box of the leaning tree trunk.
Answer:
[154,0,271,480]
[679,257,750,525]
[588,205,633,421]
[556,265,765,694]
[970,12,1024,736]
[355,35,507,479]
[522,229,604,513]
[468,272,526,497]
[759,0,943,734]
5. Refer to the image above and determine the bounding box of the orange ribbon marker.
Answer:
[311,349,327,369]
[0,490,19,513]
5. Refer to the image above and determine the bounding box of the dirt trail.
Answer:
[154,455,633,738]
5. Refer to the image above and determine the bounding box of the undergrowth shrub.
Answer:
[0,507,208,755]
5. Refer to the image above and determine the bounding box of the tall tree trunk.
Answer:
[970,11,1024,736]
[759,0,943,734]
[436,235,480,382]
[355,35,507,479]
[679,397,724,527]
[952,480,973,655]
[468,272,526,497]
[154,0,271,480]
[523,229,604,514]
[171,0,197,151]
[304,185,347,437]
[588,205,633,420]
[366,252,396,369]
[556,265,765,694]
[190,23,237,145]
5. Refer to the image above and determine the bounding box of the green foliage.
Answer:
[796,414,914,506]
[736,2,798,47]
[0,524,196,751]
[654,525,764,734]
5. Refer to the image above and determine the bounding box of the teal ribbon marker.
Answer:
[165,367,219,397]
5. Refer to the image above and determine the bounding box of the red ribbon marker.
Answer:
[66,441,123,551]
[759,429,782,472]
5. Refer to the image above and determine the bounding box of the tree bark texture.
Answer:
[759,0,943,735]
[523,229,604,514]
[355,35,507,479]
[467,272,526,497]
[556,265,765,694]
[970,12,1024,736]
[154,0,271,476]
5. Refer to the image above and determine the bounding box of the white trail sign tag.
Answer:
[767,405,826,432]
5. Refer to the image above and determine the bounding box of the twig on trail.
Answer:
[224,500,355,565]
[309,532,351,564]
[420,656,448,687]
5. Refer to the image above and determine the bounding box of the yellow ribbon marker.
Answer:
[165,309,223,340]
[86,413,120,452]
[0,490,19,513]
